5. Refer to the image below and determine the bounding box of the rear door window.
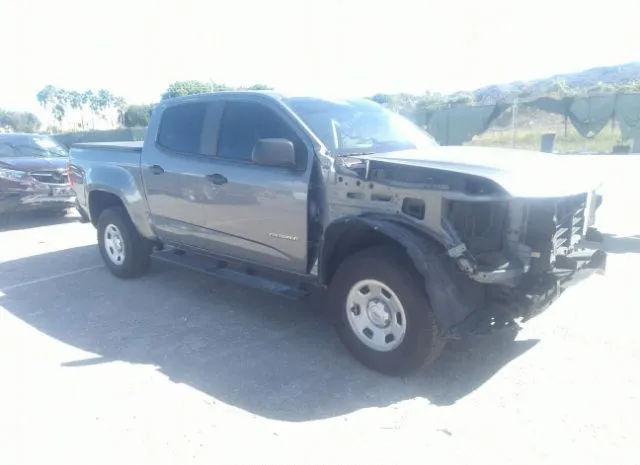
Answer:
[157,102,223,156]
[157,102,206,155]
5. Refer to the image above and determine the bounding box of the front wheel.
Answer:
[329,246,445,376]
[97,206,151,279]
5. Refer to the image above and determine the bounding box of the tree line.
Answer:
[29,81,274,131]
[0,109,41,133]
[35,85,127,130]
[22,75,640,134]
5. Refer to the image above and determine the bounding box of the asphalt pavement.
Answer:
[1,156,639,465]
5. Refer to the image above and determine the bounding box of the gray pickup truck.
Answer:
[70,91,606,375]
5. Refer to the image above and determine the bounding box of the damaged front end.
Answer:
[445,193,607,336]
[324,152,607,337]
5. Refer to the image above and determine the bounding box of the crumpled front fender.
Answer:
[320,215,484,331]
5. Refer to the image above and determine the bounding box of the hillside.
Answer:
[536,61,640,89]
[468,61,640,103]
[19,61,640,153]
[397,61,640,152]
[465,63,640,152]
[373,61,640,129]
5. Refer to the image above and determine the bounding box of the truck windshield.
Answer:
[284,97,438,156]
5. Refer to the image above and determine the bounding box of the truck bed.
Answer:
[71,141,143,152]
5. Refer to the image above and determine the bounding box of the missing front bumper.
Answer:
[448,247,607,338]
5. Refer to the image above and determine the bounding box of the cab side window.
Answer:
[157,102,206,155]
[157,102,223,156]
[217,101,306,167]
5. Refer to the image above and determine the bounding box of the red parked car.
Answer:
[0,133,76,216]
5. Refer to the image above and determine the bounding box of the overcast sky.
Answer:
[1,0,638,118]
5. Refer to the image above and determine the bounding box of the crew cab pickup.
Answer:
[70,91,607,375]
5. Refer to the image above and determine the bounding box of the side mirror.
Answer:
[251,138,296,168]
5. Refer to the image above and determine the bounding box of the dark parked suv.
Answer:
[0,133,75,216]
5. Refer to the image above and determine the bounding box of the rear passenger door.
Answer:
[198,98,313,274]
[142,100,225,249]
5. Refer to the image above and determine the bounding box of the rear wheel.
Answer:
[97,206,151,279]
[329,246,445,376]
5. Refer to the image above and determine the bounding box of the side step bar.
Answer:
[152,249,310,300]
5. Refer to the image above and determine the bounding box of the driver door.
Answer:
[196,99,312,274]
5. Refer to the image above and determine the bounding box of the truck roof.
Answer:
[162,90,283,106]
[160,90,372,107]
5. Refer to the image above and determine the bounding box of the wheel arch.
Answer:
[319,215,481,331]
[88,189,125,226]
[83,161,156,240]
[87,188,156,241]
[319,215,445,285]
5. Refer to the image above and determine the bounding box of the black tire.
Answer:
[329,245,445,376]
[97,206,151,279]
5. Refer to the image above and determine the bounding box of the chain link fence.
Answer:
[422,93,640,154]
[468,106,632,153]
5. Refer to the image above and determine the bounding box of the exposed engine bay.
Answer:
[323,152,606,334]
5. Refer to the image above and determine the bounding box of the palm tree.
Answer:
[112,96,127,127]
[85,90,99,128]
[51,89,68,128]
[96,89,114,125]
[67,91,84,130]
[36,85,56,109]
[36,85,58,129]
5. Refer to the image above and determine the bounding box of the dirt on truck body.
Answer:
[69,91,607,376]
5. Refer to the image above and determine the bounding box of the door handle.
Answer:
[150,165,164,175]
[206,173,227,185]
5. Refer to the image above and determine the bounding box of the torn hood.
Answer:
[359,146,604,198]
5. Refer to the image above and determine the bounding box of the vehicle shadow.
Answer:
[0,209,80,232]
[0,246,539,421]
[600,233,640,254]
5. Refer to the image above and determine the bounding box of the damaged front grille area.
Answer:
[553,194,587,253]
[445,193,590,282]
[29,170,68,184]
[526,194,588,273]
[445,199,509,268]
[448,192,603,337]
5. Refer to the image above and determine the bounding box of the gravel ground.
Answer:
[1,156,639,465]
